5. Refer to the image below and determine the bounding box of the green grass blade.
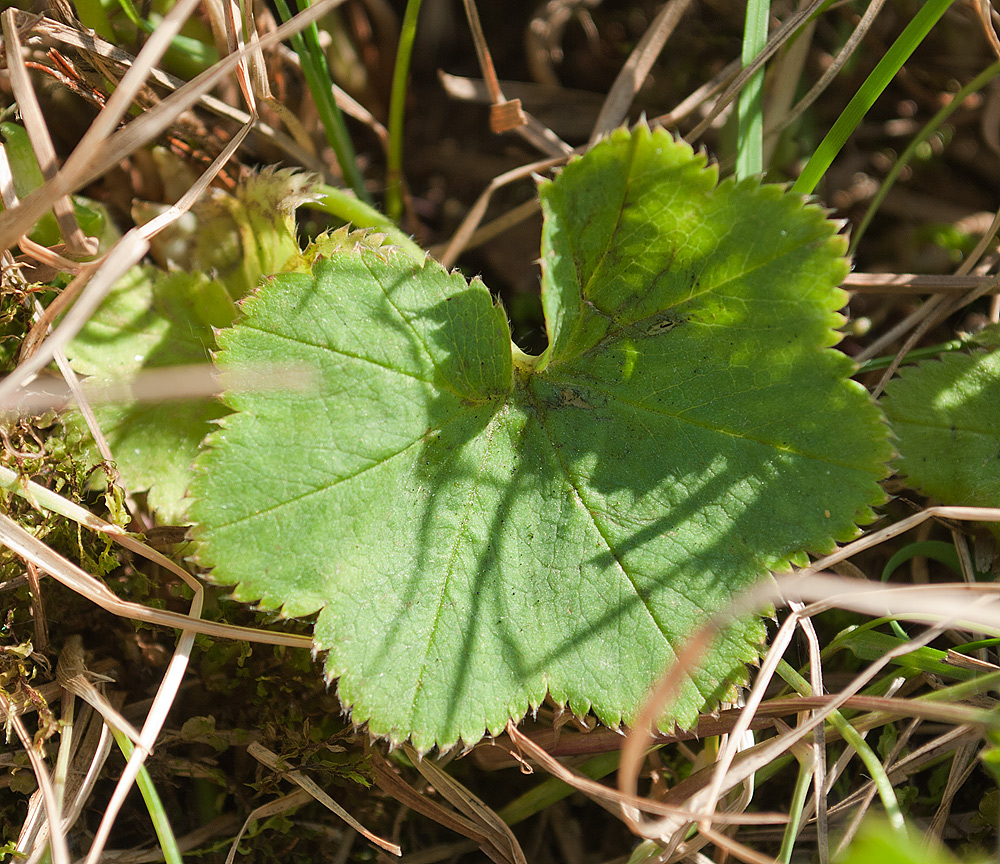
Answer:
[792,0,955,196]
[736,0,770,179]
[385,0,423,223]
[856,338,966,373]
[272,0,370,203]
[496,751,621,826]
[776,660,907,836]
[850,60,1000,253]
[111,729,183,864]
[777,755,814,863]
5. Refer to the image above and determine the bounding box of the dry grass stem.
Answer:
[588,0,695,143]
[687,0,828,142]
[0,0,344,249]
[2,362,312,417]
[843,272,1000,295]
[0,690,69,864]
[0,509,312,647]
[224,790,314,864]
[247,742,402,856]
[762,0,889,147]
[403,743,527,864]
[1,10,92,258]
[438,154,569,268]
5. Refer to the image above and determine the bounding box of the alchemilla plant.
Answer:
[187,126,892,751]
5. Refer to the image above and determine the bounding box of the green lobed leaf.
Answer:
[190,126,891,751]
[882,347,1000,510]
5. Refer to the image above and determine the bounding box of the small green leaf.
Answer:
[837,818,982,864]
[67,266,231,523]
[67,169,315,522]
[883,348,1000,511]
[191,127,890,751]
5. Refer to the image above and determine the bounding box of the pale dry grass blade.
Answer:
[0,461,183,582]
[649,60,740,130]
[56,636,142,745]
[53,0,206,189]
[844,272,1000,296]
[62,706,115,842]
[687,0,826,143]
[618,507,1000,844]
[803,506,1000,577]
[225,790,314,864]
[870,210,1000,396]
[764,0,888,146]
[28,294,127,512]
[369,748,492,848]
[0,122,88,276]
[504,722,787,827]
[0,691,69,864]
[0,0,344,250]
[2,233,148,400]
[17,701,104,864]
[248,742,402,856]
[221,0,255,111]
[0,509,312,647]
[275,41,388,153]
[83,581,206,864]
[460,0,570,155]
[795,605,828,864]
[832,724,978,855]
[699,625,951,838]
[698,823,777,864]
[22,13,324,174]
[439,154,567,269]
[854,292,951,364]
[2,362,311,417]
[925,741,977,836]
[760,1,815,167]
[1,9,92,257]
[5,113,251,405]
[700,613,801,825]
[429,197,540,260]
[49,351,110,465]
[402,744,527,864]
[588,0,695,144]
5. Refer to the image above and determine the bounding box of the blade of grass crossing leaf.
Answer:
[272,0,370,202]
[792,0,955,196]
[850,60,1000,253]
[109,729,183,864]
[736,0,770,179]
[385,0,423,222]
